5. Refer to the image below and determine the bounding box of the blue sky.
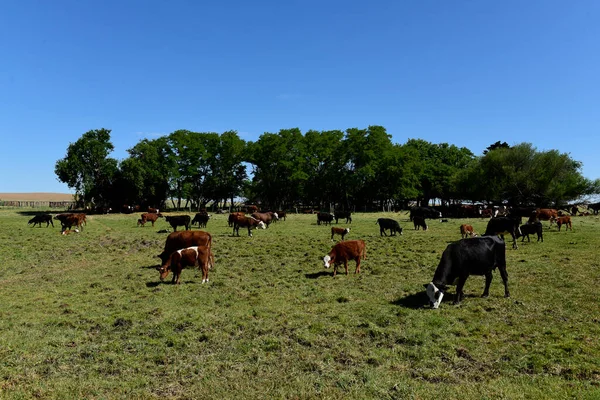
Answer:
[1,0,599,193]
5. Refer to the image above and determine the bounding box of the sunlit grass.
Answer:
[0,208,599,398]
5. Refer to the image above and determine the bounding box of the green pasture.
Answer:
[0,209,599,399]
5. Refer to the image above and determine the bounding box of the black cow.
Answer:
[28,214,54,228]
[317,212,334,226]
[334,211,352,224]
[412,216,427,231]
[484,216,521,249]
[410,206,441,221]
[165,215,191,231]
[191,212,210,228]
[588,202,600,215]
[517,222,543,242]
[424,236,510,308]
[376,218,403,236]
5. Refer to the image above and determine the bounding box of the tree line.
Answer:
[54,127,600,211]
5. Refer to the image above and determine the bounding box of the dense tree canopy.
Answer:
[56,127,600,211]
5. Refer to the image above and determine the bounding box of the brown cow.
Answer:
[413,216,428,231]
[460,224,477,239]
[159,245,213,284]
[157,230,213,266]
[251,211,279,228]
[137,212,163,227]
[275,210,287,221]
[231,214,266,237]
[55,213,86,232]
[148,207,160,214]
[322,240,367,277]
[228,212,246,227]
[554,216,572,231]
[530,208,558,224]
[331,227,350,241]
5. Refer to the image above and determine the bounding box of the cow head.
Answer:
[157,260,171,281]
[323,255,332,268]
[272,212,279,220]
[424,282,446,309]
[344,228,350,234]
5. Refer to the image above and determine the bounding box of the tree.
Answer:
[55,128,118,208]
[483,141,510,155]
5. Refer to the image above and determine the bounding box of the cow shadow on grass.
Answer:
[145,280,202,287]
[141,264,159,270]
[392,291,429,309]
[305,271,332,279]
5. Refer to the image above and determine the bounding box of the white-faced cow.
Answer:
[158,245,213,285]
[251,211,279,228]
[231,214,266,237]
[317,212,335,226]
[331,227,350,241]
[425,236,509,308]
[322,239,366,277]
[460,224,477,239]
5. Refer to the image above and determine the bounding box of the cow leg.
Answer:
[482,272,493,297]
[355,258,361,274]
[498,266,510,298]
[511,234,518,249]
[454,276,468,304]
[248,227,253,237]
[344,260,349,275]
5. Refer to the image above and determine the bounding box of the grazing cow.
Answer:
[148,207,160,214]
[157,230,213,266]
[228,212,246,227]
[331,227,350,241]
[322,240,367,277]
[376,218,403,236]
[554,216,572,231]
[334,211,352,224]
[191,212,211,228]
[251,211,279,228]
[165,215,191,231]
[28,214,54,228]
[54,213,86,232]
[317,212,335,226]
[413,216,428,231]
[410,206,442,221]
[484,216,521,249]
[460,224,477,239]
[231,214,266,237]
[275,210,287,221]
[137,212,163,227]
[424,236,509,308]
[517,222,543,242]
[530,208,558,224]
[158,245,213,285]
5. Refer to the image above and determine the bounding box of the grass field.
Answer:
[0,209,599,399]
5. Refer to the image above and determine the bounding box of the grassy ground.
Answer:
[0,209,599,399]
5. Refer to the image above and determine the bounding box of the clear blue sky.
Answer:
[1,0,599,193]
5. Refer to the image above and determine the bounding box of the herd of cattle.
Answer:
[25,203,596,308]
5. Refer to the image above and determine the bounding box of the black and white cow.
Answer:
[517,222,543,242]
[317,212,335,226]
[376,218,403,236]
[424,236,510,308]
[484,216,522,249]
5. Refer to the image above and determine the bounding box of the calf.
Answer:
[460,224,477,239]
[137,212,163,227]
[517,222,543,242]
[412,216,428,231]
[317,212,335,226]
[191,212,210,228]
[231,214,266,237]
[425,236,509,308]
[165,215,191,231]
[331,227,350,241]
[484,216,521,249]
[334,211,352,224]
[376,218,403,236]
[554,216,572,231]
[159,245,213,284]
[158,230,213,265]
[322,240,367,276]
[275,210,287,221]
[28,214,54,228]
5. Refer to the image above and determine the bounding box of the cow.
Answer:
[517,222,543,242]
[480,208,495,218]
[508,206,537,223]
[61,229,80,235]
[231,214,266,237]
[460,224,477,239]
[165,215,191,231]
[275,210,287,221]
[54,213,86,232]
[554,216,572,231]
[251,211,279,228]
[158,245,213,285]
[121,204,134,214]
[322,240,367,277]
[191,212,210,228]
[137,212,163,227]
[410,206,442,221]
[570,205,579,216]
[28,214,54,228]
[376,218,403,236]
[317,212,335,226]
[588,202,600,215]
[228,212,246,227]
[148,207,160,214]
[412,216,428,231]
[334,211,352,224]
[424,236,509,308]
[331,227,350,241]
[530,208,558,224]
[484,216,521,249]
[243,205,259,213]
[157,230,213,266]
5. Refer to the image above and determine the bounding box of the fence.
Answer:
[0,200,76,208]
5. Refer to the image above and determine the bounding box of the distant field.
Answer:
[0,209,599,399]
[0,193,74,201]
